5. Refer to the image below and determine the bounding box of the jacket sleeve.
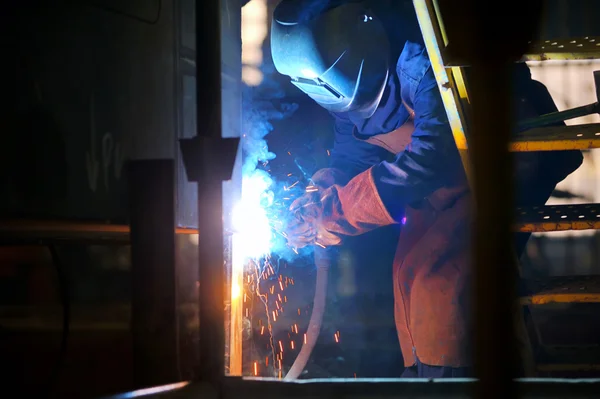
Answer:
[329,111,389,179]
[371,67,463,221]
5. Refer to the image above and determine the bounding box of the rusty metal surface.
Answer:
[514,204,600,232]
[520,276,600,305]
[511,124,600,151]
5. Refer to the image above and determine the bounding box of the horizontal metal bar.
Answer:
[510,124,600,151]
[514,204,600,232]
[0,219,198,244]
[520,276,600,305]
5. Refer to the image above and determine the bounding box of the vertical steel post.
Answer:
[437,0,544,397]
[468,61,518,398]
[182,0,238,387]
[129,159,179,387]
[195,0,224,384]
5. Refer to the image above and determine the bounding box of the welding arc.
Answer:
[284,254,330,379]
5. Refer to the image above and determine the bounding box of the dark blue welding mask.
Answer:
[271,0,390,119]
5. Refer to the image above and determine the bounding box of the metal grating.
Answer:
[515,204,600,232]
[511,124,600,151]
[520,276,600,305]
[523,37,600,61]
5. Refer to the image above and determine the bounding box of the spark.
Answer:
[304,333,307,344]
[291,341,295,350]
[254,362,258,376]
[232,171,275,259]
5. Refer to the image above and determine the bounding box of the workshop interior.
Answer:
[1,0,600,398]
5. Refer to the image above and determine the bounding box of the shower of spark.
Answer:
[230,67,307,377]
[232,169,276,260]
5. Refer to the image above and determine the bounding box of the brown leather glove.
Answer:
[286,167,395,249]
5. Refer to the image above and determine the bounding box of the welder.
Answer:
[271,0,582,377]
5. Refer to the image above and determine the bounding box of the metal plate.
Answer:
[511,124,600,151]
[515,204,600,232]
[521,276,600,305]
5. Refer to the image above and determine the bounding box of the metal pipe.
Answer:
[517,102,598,130]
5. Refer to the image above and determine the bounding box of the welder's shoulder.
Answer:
[396,41,431,87]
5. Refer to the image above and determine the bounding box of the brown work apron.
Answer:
[355,105,532,371]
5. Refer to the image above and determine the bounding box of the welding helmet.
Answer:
[271,0,390,119]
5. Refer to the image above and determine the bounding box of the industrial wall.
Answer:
[1,0,242,229]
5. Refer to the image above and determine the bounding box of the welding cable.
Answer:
[46,244,70,397]
[284,248,331,380]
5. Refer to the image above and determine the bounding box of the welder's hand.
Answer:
[286,189,343,249]
[285,167,396,249]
